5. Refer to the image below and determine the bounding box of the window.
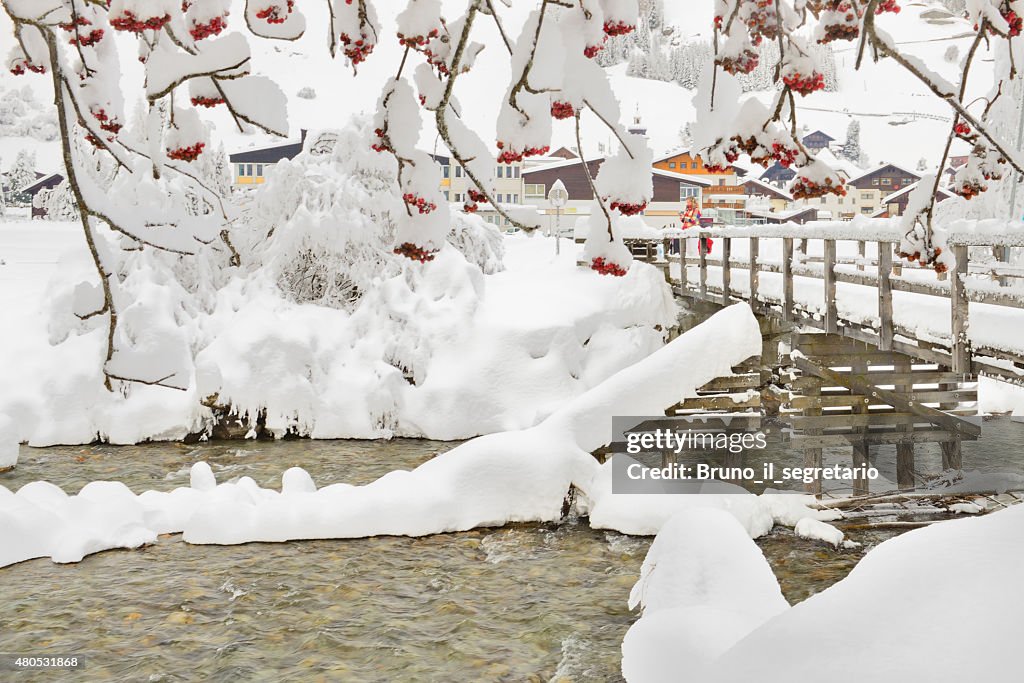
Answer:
[525,183,545,197]
[444,191,450,200]
[861,207,873,214]
[246,164,254,177]
[680,186,700,200]
[881,177,892,186]
[455,193,462,202]
[497,166,504,178]
[838,198,844,205]
[443,166,450,179]
[820,197,826,204]
[718,179,726,186]
[669,162,676,169]
[861,193,871,200]
[455,166,462,178]
[514,194,519,203]
[237,164,245,176]
[256,164,264,177]
[691,162,699,169]
[514,166,520,178]
[872,178,880,186]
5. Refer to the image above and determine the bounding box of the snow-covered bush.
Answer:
[296,86,316,99]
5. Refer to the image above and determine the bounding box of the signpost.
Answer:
[548,179,568,256]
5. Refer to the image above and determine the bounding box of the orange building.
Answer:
[653,151,742,179]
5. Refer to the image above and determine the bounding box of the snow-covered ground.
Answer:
[623,501,1024,681]
[0,216,678,444]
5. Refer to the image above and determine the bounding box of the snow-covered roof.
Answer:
[20,172,63,195]
[228,130,307,163]
[848,161,921,186]
[803,130,835,142]
[651,168,713,186]
[878,179,954,204]
[742,177,793,201]
[521,156,604,174]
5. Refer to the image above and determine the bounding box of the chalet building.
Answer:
[431,153,524,230]
[848,163,920,196]
[22,172,64,219]
[521,157,710,230]
[228,130,307,187]
[802,130,835,153]
[741,178,793,213]
[746,206,818,225]
[652,151,746,186]
[522,146,578,169]
[871,181,954,218]
[760,162,796,187]
[798,186,883,220]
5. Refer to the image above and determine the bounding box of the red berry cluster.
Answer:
[584,36,607,59]
[189,15,228,41]
[110,11,171,33]
[84,132,105,148]
[91,107,122,135]
[403,193,437,214]
[704,163,732,173]
[341,33,374,66]
[496,141,549,163]
[717,49,759,75]
[394,242,437,263]
[817,1,861,44]
[998,3,1023,37]
[167,142,206,162]
[59,16,90,31]
[770,141,801,168]
[468,188,487,203]
[791,175,846,200]
[71,28,105,47]
[743,0,780,46]
[256,0,294,24]
[954,121,973,139]
[371,127,391,153]
[463,201,478,213]
[191,95,225,108]
[783,70,825,96]
[550,101,575,119]
[590,257,628,277]
[714,15,723,29]
[609,200,647,216]
[9,59,46,76]
[898,247,945,273]
[397,28,439,49]
[603,20,635,37]
[875,0,901,14]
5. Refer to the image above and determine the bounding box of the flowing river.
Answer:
[2,421,1023,681]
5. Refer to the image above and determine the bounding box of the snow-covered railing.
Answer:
[633,227,1024,384]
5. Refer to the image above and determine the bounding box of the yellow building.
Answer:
[229,130,307,188]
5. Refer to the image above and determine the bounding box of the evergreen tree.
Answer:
[8,148,36,203]
[917,157,928,171]
[841,120,861,163]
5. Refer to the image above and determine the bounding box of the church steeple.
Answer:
[627,105,647,137]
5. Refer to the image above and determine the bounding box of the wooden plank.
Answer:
[791,370,968,390]
[677,395,762,411]
[793,356,982,438]
[857,241,867,272]
[749,237,760,310]
[791,429,967,448]
[789,389,977,410]
[851,355,870,496]
[878,243,894,351]
[722,237,732,301]
[951,244,971,375]
[782,238,794,322]
[804,382,823,497]
[791,412,958,428]
[678,239,687,288]
[823,239,838,334]
[698,374,762,391]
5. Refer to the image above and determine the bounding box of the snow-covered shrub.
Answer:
[247,120,503,310]
[296,86,316,99]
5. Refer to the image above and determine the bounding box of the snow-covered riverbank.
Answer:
[0,219,676,445]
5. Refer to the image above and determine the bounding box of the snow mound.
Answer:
[707,505,1024,681]
[793,517,845,547]
[621,508,789,683]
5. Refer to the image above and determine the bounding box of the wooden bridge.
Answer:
[627,226,1024,496]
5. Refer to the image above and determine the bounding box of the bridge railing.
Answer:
[630,232,1024,383]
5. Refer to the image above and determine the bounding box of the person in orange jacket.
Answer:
[679,196,712,254]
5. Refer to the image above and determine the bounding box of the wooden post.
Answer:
[804,384,823,498]
[939,373,964,471]
[699,235,708,299]
[878,242,894,352]
[749,237,760,310]
[851,357,870,497]
[951,244,971,375]
[994,245,1009,287]
[679,239,687,289]
[722,237,732,301]
[824,239,838,334]
[782,238,794,322]
[857,240,867,272]
[894,354,916,491]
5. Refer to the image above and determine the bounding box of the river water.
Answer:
[2,422,1023,681]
